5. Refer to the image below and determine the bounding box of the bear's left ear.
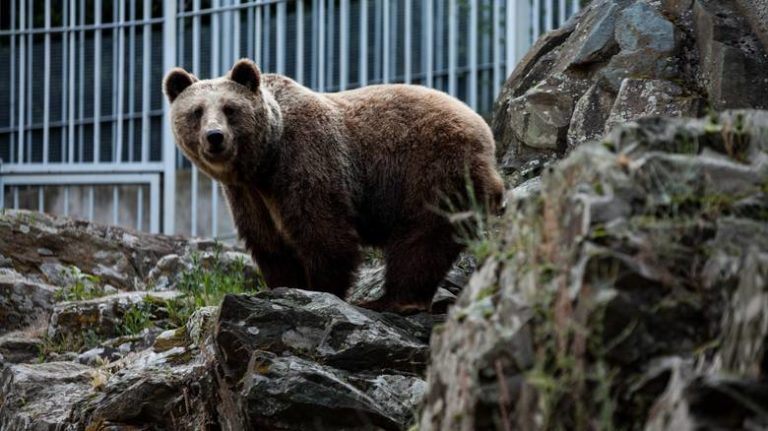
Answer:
[163,68,197,103]
[230,58,261,93]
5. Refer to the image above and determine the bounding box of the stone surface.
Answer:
[493,0,768,179]
[0,362,94,430]
[422,111,768,430]
[215,288,431,430]
[694,0,768,111]
[0,268,57,336]
[604,79,702,132]
[47,290,183,340]
[0,210,187,290]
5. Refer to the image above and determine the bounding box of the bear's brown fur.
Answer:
[164,59,504,313]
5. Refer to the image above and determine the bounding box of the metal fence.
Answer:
[0,0,580,237]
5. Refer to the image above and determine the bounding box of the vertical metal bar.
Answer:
[94,0,102,163]
[112,186,119,225]
[115,0,126,163]
[255,3,262,66]
[88,186,94,221]
[374,0,380,83]
[128,0,136,162]
[68,1,77,163]
[425,0,433,88]
[572,0,579,15]
[63,187,70,216]
[78,0,86,163]
[141,0,151,162]
[13,187,19,210]
[469,0,478,110]
[26,0,32,163]
[533,0,541,39]
[382,0,389,83]
[61,0,68,162]
[9,0,15,164]
[17,0,25,164]
[317,0,325,91]
[390,0,398,82]
[493,0,501,95]
[296,0,304,83]
[43,0,51,165]
[162,0,178,234]
[211,0,221,236]
[506,0,515,76]
[38,186,43,213]
[339,0,349,90]
[435,0,443,89]
[277,1,286,74]
[234,0,243,64]
[247,3,254,59]
[559,0,566,26]
[0,179,4,210]
[136,186,143,231]
[211,181,218,237]
[545,0,553,32]
[264,4,271,71]
[327,0,334,89]
[448,0,457,96]
[191,0,200,237]
[404,0,411,84]
[359,0,367,86]
[149,177,160,233]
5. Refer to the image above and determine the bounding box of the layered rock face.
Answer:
[494,0,768,183]
[0,210,441,430]
[422,111,768,430]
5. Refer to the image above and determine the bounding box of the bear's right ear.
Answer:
[230,59,261,93]
[163,68,196,103]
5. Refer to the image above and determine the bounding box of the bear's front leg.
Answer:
[301,245,361,299]
[252,246,308,289]
[281,206,362,298]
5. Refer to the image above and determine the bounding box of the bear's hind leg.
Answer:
[361,223,464,314]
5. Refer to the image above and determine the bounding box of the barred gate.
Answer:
[0,0,580,237]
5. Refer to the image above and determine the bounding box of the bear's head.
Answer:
[163,59,281,184]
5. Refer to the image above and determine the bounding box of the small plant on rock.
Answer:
[55,266,107,302]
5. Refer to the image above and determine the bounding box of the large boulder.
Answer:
[0,210,187,290]
[493,0,768,182]
[214,288,431,430]
[0,268,57,336]
[421,111,768,430]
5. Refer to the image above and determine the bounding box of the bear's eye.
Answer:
[222,105,236,117]
[192,107,204,120]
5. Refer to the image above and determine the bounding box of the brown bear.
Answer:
[164,59,504,313]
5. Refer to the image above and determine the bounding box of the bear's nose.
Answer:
[205,129,225,153]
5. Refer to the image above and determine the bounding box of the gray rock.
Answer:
[604,79,702,132]
[0,332,43,364]
[694,0,768,110]
[215,289,431,430]
[48,290,182,340]
[216,289,430,378]
[0,268,56,336]
[616,2,677,52]
[0,361,94,431]
[568,82,617,149]
[570,3,620,66]
[734,0,768,52]
[0,209,186,290]
[232,351,424,430]
[421,111,768,430]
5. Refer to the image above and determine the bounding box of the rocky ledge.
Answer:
[0,210,456,430]
[422,110,768,430]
